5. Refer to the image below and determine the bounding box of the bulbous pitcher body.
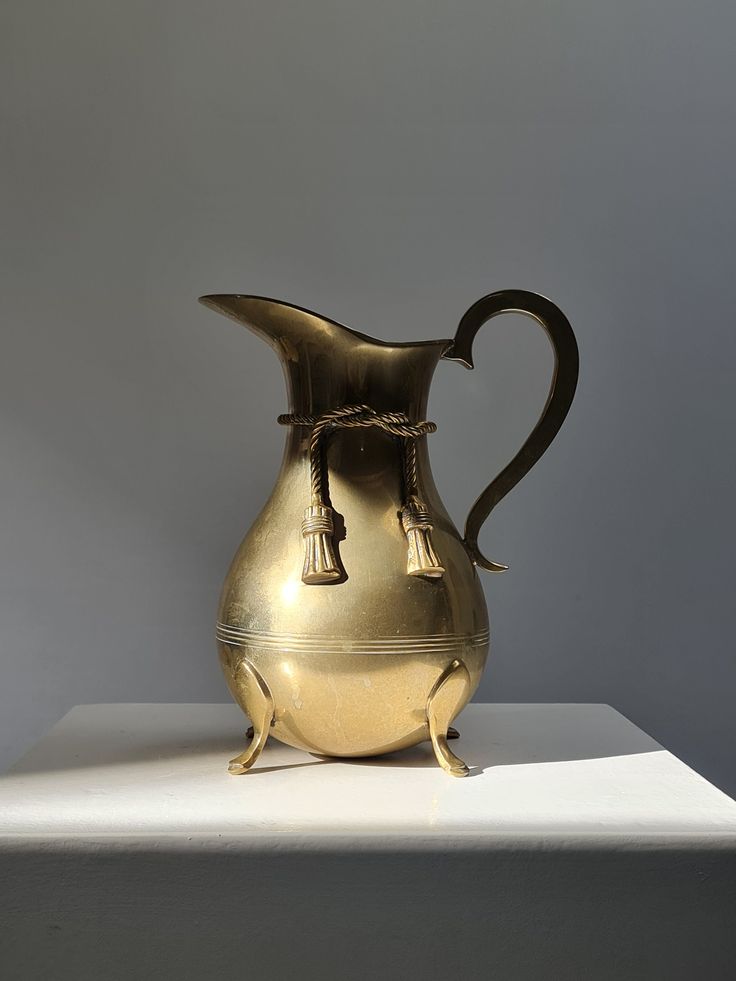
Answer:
[200,291,578,776]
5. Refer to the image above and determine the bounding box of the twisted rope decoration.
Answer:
[278,404,444,583]
[278,404,436,505]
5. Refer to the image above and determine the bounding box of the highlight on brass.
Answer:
[200,289,578,776]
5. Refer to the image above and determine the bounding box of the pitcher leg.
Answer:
[228,659,274,775]
[426,659,471,777]
[424,724,459,745]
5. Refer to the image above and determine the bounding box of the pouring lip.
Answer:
[198,293,453,351]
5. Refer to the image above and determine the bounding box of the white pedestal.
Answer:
[1,703,735,980]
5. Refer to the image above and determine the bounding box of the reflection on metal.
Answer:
[427,659,472,777]
[201,290,578,776]
[226,659,274,774]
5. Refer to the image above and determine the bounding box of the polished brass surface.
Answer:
[427,659,472,777]
[226,659,274,774]
[200,291,578,775]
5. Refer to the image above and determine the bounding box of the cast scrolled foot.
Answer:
[425,725,460,743]
[227,659,274,774]
[426,659,471,777]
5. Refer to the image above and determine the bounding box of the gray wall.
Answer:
[2,1,735,796]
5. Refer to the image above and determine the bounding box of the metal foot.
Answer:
[426,659,471,777]
[425,724,459,744]
[228,660,274,774]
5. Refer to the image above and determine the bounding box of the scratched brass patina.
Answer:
[200,290,578,776]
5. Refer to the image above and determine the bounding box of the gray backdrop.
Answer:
[2,1,734,797]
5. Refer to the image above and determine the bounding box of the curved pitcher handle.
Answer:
[442,289,579,573]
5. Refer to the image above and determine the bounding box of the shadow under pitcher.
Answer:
[200,290,579,776]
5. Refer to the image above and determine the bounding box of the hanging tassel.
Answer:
[400,499,445,578]
[301,504,341,584]
[279,405,442,584]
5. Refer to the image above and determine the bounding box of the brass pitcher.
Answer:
[200,290,578,776]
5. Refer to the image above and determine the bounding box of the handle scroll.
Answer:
[442,290,579,573]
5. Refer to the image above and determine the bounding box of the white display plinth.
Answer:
[1,703,735,980]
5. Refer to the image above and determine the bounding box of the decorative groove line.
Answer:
[216,622,489,654]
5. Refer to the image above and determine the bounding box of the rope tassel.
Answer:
[401,499,445,578]
[279,404,444,584]
[301,504,341,584]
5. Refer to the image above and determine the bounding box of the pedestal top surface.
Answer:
[2,703,735,848]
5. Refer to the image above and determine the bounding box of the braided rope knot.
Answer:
[279,404,444,584]
[278,404,437,438]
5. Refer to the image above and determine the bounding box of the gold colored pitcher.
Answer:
[200,290,578,776]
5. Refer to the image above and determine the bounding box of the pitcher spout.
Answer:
[198,294,361,358]
[199,294,451,419]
